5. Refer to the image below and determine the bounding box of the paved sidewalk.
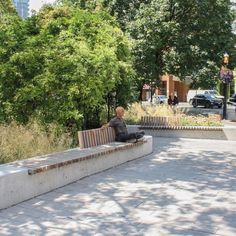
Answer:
[222,119,236,127]
[1,137,236,236]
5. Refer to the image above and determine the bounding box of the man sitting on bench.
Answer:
[108,106,145,142]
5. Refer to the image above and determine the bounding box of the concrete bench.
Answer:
[140,115,225,139]
[0,127,153,210]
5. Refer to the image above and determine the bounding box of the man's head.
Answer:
[115,106,125,118]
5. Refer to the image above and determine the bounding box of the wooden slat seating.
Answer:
[141,116,181,127]
[140,115,223,131]
[78,127,116,149]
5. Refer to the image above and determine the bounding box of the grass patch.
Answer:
[124,102,222,127]
[179,114,222,126]
[0,121,71,164]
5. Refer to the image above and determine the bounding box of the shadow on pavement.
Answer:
[0,137,236,235]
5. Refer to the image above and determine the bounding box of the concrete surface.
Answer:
[0,137,236,236]
[0,136,152,210]
[128,123,236,141]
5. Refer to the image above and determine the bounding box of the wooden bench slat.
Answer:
[141,116,181,127]
[78,127,116,149]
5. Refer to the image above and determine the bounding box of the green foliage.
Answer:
[0,12,27,122]
[57,0,236,96]
[129,0,235,96]
[174,0,236,86]
[0,0,235,133]
[101,0,151,30]
[59,0,151,30]
[0,0,19,24]
[190,61,220,89]
[0,0,17,16]
[0,5,134,129]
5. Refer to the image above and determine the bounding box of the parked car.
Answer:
[149,95,168,104]
[154,95,168,104]
[192,94,223,108]
[204,90,224,100]
[228,94,236,105]
[187,90,224,104]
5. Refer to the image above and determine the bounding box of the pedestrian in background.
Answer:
[173,95,179,106]
[168,96,172,105]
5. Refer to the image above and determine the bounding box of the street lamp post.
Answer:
[222,79,227,119]
[220,53,233,119]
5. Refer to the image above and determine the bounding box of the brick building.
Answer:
[142,75,189,102]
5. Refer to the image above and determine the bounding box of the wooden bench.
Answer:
[0,127,153,210]
[140,116,181,128]
[140,115,223,130]
[78,127,116,149]
[139,115,224,140]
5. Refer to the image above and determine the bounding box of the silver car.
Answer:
[153,95,168,104]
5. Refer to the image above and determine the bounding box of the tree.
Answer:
[129,0,235,98]
[0,0,18,24]
[0,0,16,15]
[101,0,151,30]
[59,0,151,30]
[65,0,235,95]
[174,0,236,87]
[0,1,26,122]
[0,5,134,129]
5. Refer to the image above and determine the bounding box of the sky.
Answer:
[29,0,56,12]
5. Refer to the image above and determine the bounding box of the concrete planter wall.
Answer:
[127,125,236,141]
[0,136,153,210]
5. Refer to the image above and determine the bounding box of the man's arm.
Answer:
[101,123,109,128]
[101,118,114,128]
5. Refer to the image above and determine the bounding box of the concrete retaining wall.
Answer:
[127,125,236,141]
[227,108,236,121]
[0,136,153,210]
[143,129,228,140]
